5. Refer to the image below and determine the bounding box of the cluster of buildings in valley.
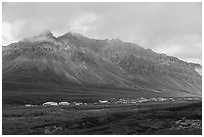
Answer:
[106,97,201,104]
[24,97,201,107]
[111,97,169,104]
[25,101,86,107]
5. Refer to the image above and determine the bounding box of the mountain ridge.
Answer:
[2,31,202,97]
[2,31,202,66]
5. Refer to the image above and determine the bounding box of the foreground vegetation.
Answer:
[2,100,202,135]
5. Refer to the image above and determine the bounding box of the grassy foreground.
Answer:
[2,101,202,135]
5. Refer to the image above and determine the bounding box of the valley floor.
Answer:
[2,100,202,135]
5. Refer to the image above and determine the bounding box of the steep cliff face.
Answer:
[2,32,202,97]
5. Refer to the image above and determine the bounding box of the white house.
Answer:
[43,102,58,106]
[169,98,175,101]
[59,102,70,105]
[138,97,148,103]
[99,100,108,104]
[187,98,193,101]
[73,102,83,106]
[157,97,166,101]
[25,104,34,107]
[75,102,83,106]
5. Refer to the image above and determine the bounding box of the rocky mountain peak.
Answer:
[38,30,54,38]
[58,32,89,40]
[22,30,56,43]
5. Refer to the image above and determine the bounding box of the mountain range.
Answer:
[2,31,202,104]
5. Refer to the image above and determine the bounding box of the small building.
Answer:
[99,100,108,104]
[151,98,158,101]
[157,97,166,101]
[73,102,83,106]
[75,103,83,106]
[138,97,148,103]
[25,104,34,107]
[169,98,175,101]
[187,98,193,101]
[59,102,70,105]
[43,102,58,106]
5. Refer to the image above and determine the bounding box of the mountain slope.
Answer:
[2,31,202,100]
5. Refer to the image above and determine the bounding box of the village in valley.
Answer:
[24,97,201,107]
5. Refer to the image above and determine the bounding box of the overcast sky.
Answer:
[2,2,202,64]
